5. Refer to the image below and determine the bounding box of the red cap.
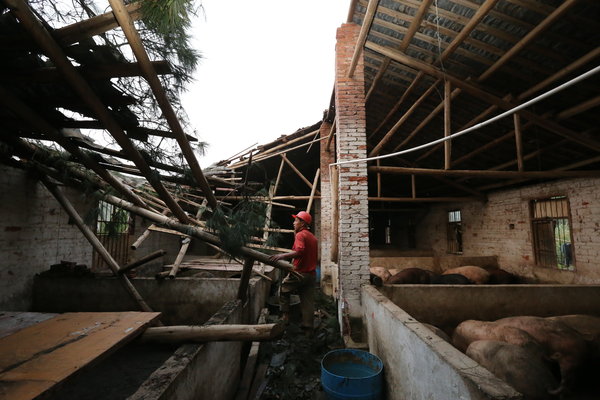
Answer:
[292,211,312,225]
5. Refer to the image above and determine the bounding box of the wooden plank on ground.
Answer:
[0,312,160,400]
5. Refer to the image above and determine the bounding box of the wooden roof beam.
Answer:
[5,0,190,223]
[365,41,600,153]
[477,0,580,83]
[4,61,171,83]
[109,0,217,210]
[364,0,432,100]
[369,165,600,179]
[348,0,380,78]
[0,85,147,208]
[368,196,481,203]
[369,78,441,156]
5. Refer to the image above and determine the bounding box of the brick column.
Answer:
[334,23,370,319]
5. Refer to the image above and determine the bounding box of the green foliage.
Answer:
[206,194,269,257]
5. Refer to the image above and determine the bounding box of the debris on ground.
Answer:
[259,288,344,400]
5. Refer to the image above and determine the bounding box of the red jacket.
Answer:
[292,228,318,273]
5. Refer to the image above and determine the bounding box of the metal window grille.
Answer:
[447,210,463,254]
[531,196,574,270]
[92,201,133,272]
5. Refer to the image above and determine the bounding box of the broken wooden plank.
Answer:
[0,312,160,400]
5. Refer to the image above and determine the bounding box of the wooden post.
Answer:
[377,159,382,198]
[119,249,166,274]
[237,258,255,302]
[444,80,452,170]
[40,177,154,313]
[411,175,416,198]
[306,168,320,214]
[514,113,524,171]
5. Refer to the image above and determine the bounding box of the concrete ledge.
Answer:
[362,285,522,400]
[380,284,600,330]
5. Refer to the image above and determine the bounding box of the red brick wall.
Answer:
[334,23,370,318]
[417,178,600,283]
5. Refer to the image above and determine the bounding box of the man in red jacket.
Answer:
[269,211,318,331]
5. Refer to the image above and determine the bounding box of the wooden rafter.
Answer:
[348,0,380,78]
[5,0,190,223]
[368,166,600,179]
[109,0,217,210]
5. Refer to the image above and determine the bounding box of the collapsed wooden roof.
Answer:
[347,0,600,200]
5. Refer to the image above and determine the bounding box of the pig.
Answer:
[430,273,472,285]
[443,265,490,284]
[456,316,589,395]
[487,268,519,284]
[466,340,558,400]
[369,267,391,282]
[387,268,434,284]
[547,315,600,357]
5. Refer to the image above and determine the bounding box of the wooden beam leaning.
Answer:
[40,176,154,313]
[365,41,600,152]
[119,249,166,275]
[281,154,320,194]
[108,0,217,210]
[140,323,285,343]
[306,169,321,214]
[348,0,380,78]
[237,258,255,302]
[368,165,600,179]
[5,0,190,223]
[0,86,147,208]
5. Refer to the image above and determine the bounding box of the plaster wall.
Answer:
[362,286,521,400]
[32,276,269,326]
[417,178,600,283]
[380,284,600,332]
[0,165,94,310]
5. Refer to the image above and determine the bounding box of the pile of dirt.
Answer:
[260,288,343,399]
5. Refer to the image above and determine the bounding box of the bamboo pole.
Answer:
[326,118,337,152]
[376,160,382,198]
[108,0,217,210]
[411,175,416,199]
[168,199,208,278]
[306,169,320,214]
[100,194,300,276]
[140,323,285,343]
[40,177,153,313]
[281,154,318,193]
[119,249,166,274]
[131,209,170,249]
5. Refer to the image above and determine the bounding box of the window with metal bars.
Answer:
[92,201,134,272]
[530,196,574,270]
[447,210,463,254]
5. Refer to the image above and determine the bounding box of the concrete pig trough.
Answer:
[362,284,600,400]
[30,275,271,399]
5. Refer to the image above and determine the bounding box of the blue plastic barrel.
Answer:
[321,349,384,400]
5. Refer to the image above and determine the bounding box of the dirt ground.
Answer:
[258,288,344,400]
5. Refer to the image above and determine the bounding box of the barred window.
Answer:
[447,210,462,254]
[530,196,574,270]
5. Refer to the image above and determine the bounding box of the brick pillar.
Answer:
[334,23,370,319]
[319,121,335,295]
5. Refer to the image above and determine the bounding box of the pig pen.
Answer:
[27,273,272,399]
[362,284,600,400]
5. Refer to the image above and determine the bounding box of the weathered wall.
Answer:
[335,23,370,318]
[380,284,600,332]
[0,165,94,310]
[362,286,521,400]
[417,178,600,283]
[32,276,270,326]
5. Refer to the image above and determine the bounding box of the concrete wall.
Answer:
[417,178,600,283]
[130,300,244,400]
[32,276,270,326]
[0,165,94,310]
[334,23,370,319]
[380,284,600,332]
[362,286,521,400]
